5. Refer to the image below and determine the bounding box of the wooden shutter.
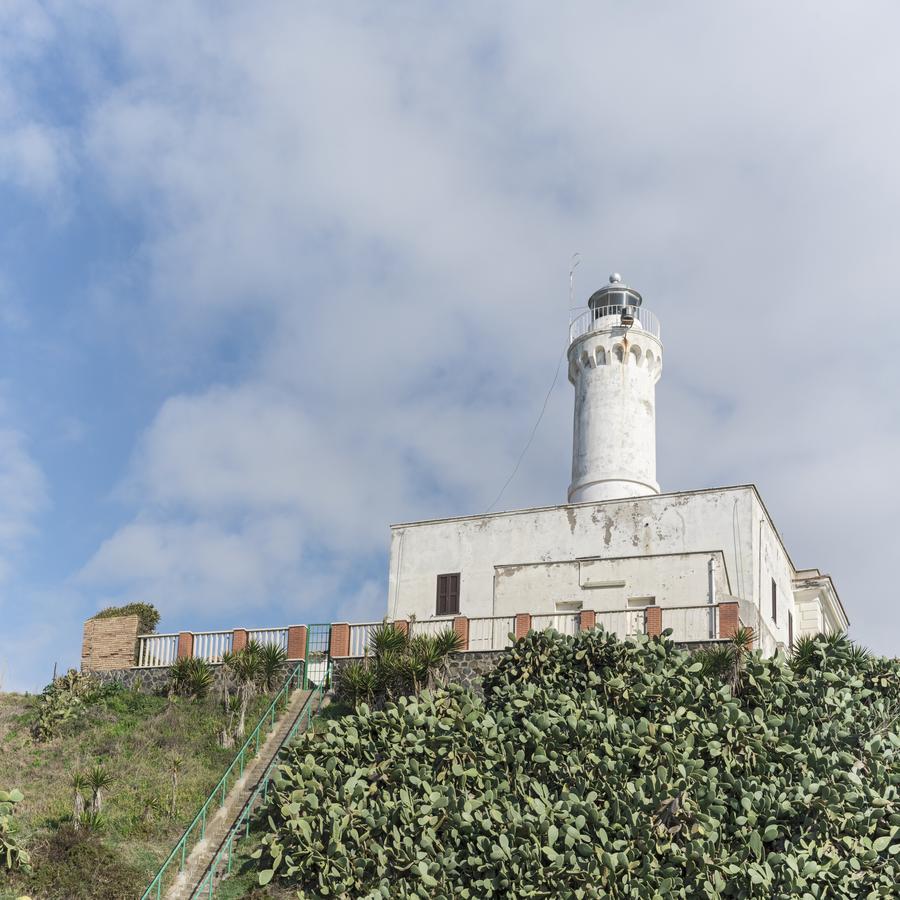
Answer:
[771,579,777,623]
[436,574,460,616]
[448,574,460,614]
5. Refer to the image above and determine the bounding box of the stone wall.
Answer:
[331,649,505,698]
[81,614,140,671]
[90,660,299,696]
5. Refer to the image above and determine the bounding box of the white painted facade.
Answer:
[386,275,849,652]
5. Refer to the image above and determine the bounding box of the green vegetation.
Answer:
[254,628,900,898]
[0,788,30,872]
[92,602,160,634]
[338,623,462,707]
[0,677,273,899]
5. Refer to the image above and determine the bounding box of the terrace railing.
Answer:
[248,627,289,651]
[467,615,516,652]
[532,612,580,636]
[661,604,719,642]
[137,633,179,668]
[409,618,457,639]
[192,630,233,663]
[348,622,380,658]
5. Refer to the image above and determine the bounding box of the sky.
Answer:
[1,1,899,691]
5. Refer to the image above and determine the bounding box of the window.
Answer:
[788,610,794,650]
[436,573,460,616]
[771,578,777,624]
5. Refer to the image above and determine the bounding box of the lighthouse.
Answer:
[567,274,663,503]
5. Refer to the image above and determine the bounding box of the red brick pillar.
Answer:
[646,607,662,637]
[452,616,469,651]
[514,613,532,640]
[232,628,248,652]
[176,632,194,660]
[330,623,350,658]
[579,610,596,632]
[287,625,307,660]
[718,601,740,639]
[393,619,409,637]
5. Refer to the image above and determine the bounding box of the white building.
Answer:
[387,275,847,654]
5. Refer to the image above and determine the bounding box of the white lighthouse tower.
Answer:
[567,274,663,503]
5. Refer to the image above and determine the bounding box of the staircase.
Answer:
[164,688,313,900]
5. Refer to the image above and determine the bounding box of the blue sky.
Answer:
[2,1,900,691]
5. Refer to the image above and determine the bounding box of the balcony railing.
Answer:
[569,304,661,344]
[129,601,738,674]
[136,633,179,668]
[468,616,516,652]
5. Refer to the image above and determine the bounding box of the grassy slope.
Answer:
[0,684,273,900]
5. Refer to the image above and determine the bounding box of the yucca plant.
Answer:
[71,771,88,830]
[169,755,183,818]
[370,623,408,658]
[226,646,265,739]
[727,626,755,696]
[339,661,376,708]
[87,764,113,815]
[187,658,214,698]
[259,643,287,691]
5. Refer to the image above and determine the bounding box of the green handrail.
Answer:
[140,662,308,900]
[190,665,331,898]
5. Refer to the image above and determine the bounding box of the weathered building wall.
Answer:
[388,485,800,652]
[493,551,730,617]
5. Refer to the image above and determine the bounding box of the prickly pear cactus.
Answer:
[255,630,900,898]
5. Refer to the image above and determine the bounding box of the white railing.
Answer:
[248,627,289,651]
[409,618,457,639]
[594,609,646,640]
[569,304,661,344]
[662,605,719,642]
[348,622,381,657]
[137,633,179,668]
[192,630,233,663]
[531,613,580,636]
[468,616,516,652]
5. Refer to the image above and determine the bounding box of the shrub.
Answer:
[255,629,900,898]
[23,824,145,900]
[92,602,160,635]
[30,669,100,742]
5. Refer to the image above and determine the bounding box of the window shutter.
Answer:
[449,574,460,614]
[771,579,777,624]
[436,573,460,616]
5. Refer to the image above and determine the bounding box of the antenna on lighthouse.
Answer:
[569,253,581,310]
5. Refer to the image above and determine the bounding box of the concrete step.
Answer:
[164,688,313,900]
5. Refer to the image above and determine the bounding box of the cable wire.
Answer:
[485,339,569,514]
